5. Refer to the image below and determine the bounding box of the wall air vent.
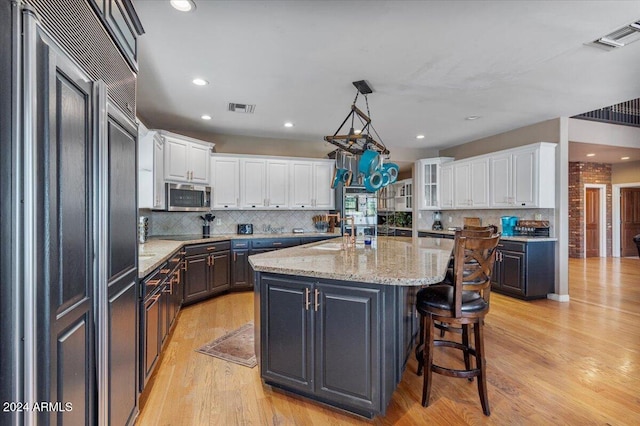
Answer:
[228,103,256,113]
[590,20,640,50]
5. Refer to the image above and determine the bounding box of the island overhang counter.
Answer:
[250,236,454,418]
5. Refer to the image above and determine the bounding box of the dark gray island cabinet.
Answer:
[251,237,454,418]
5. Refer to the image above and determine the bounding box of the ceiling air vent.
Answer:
[591,20,640,50]
[228,103,256,113]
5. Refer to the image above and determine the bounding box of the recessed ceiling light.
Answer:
[465,115,481,121]
[192,78,208,86]
[201,114,211,120]
[416,134,425,139]
[284,122,294,128]
[586,153,596,157]
[621,156,630,160]
[170,0,196,12]
[354,129,362,134]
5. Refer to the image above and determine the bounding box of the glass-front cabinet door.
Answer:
[418,157,454,210]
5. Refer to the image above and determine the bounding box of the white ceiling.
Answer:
[134,0,640,162]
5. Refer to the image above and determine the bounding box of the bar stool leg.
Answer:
[416,312,424,376]
[421,313,435,407]
[474,320,490,416]
[462,324,473,381]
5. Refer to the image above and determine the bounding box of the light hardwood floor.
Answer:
[137,257,640,425]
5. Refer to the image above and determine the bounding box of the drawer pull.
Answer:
[160,268,170,274]
[146,279,161,286]
[273,242,282,246]
[207,246,216,251]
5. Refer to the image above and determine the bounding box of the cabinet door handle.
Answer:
[234,252,237,262]
[314,289,320,312]
[211,255,215,266]
[305,288,310,311]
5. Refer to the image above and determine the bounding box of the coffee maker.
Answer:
[432,211,443,231]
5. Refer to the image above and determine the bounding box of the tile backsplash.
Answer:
[415,208,555,235]
[141,209,331,236]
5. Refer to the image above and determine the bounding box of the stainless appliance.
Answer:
[342,186,377,241]
[237,224,254,234]
[432,211,443,231]
[165,183,211,212]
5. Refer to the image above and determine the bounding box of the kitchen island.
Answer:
[250,236,454,418]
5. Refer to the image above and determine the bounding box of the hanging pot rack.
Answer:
[324,80,390,156]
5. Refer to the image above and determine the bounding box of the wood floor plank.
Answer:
[137,258,640,425]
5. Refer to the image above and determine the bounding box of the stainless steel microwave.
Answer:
[165,183,211,212]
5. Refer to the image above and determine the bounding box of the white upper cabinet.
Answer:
[489,153,512,207]
[453,158,489,208]
[239,158,290,209]
[311,161,335,209]
[419,142,556,210]
[290,160,335,209]
[240,158,267,208]
[211,156,240,209]
[212,155,333,210]
[417,157,454,210]
[162,132,212,184]
[394,179,413,212]
[266,160,289,208]
[290,161,314,208]
[138,125,165,209]
[440,163,454,209]
[489,143,556,208]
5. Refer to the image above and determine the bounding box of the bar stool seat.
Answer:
[416,233,500,416]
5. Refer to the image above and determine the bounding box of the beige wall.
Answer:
[568,118,640,148]
[612,160,640,184]
[438,119,560,160]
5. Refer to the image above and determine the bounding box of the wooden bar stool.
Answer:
[416,233,500,416]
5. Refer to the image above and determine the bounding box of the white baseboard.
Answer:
[547,293,570,302]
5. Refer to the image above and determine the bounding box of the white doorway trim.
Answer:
[612,182,640,257]
[584,184,606,257]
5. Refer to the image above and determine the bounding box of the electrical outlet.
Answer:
[418,212,422,219]
[448,216,453,223]
[216,218,221,225]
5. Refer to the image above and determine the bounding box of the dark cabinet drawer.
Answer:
[497,240,526,252]
[231,239,251,249]
[184,240,231,256]
[252,238,300,249]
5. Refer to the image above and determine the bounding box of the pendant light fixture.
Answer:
[325,80,398,191]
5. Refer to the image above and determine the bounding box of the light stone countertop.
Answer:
[416,229,558,243]
[138,232,339,278]
[249,236,455,286]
